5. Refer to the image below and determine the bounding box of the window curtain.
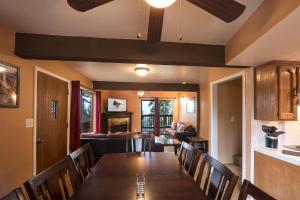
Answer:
[70,81,81,151]
[95,91,102,133]
[154,97,160,136]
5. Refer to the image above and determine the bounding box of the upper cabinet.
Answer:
[255,61,300,121]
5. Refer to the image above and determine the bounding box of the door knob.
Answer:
[37,138,44,144]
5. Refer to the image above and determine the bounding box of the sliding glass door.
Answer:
[141,99,173,133]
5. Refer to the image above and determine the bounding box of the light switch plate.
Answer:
[230,116,235,122]
[25,118,34,128]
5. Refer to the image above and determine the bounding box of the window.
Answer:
[141,99,174,133]
[80,89,93,133]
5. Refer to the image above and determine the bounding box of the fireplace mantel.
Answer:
[102,112,132,134]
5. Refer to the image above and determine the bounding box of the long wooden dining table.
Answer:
[70,152,208,200]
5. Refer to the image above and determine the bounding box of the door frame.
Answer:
[33,66,71,175]
[210,71,246,180]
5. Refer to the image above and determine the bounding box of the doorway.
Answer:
[217,78,243,186]
[34,68,70,174]
[210,72,246,181]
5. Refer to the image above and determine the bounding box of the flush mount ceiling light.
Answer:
[138,91,145,97]
[135,64,149,77]
[145,0,176,8]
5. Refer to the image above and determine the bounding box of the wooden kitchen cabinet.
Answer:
[255,61,300,121]
[254,152,300,200]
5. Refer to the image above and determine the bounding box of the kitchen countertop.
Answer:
[255,146,300,166]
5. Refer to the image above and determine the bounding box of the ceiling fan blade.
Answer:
[186,0,246,23]
[67,0,114,12]
[147,7,165,43]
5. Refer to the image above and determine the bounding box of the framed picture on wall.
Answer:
[186,97,195,113]
[0,61,19,108]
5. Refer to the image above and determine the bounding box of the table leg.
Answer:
[174,146,178,156]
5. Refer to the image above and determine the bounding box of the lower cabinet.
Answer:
[254,152,300,200]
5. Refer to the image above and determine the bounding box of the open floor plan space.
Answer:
[1,0,300,200]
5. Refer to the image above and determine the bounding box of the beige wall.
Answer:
[217,78,242,164]
[0,24,92,196]
[178,92,197,127]
[226,0,300,63]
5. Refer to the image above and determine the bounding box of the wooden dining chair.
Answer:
[0,188,25,200]
[238,179,276,200]
[70,143,95,180]
[196,154,238,200]
[189,148,203,178]
[24,156,82,200]
[178,141,199,176]
[126,133,153,153]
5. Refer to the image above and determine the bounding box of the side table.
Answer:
[187,137,209,153]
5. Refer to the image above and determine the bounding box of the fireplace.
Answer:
[102,112,132,134]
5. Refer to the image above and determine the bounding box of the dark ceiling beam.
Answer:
[15,33,236,67]
[147,7,165,43]
[15,33,249,67]
[93,81,199,92]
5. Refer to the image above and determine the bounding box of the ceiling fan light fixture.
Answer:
[145,0,176,8]
[135,64,149,77]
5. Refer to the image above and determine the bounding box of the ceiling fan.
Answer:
[67,0,246,43]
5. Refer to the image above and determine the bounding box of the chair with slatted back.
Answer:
[196,154,238,200]
[238,179,276,200]
[126,133,153,153]
[178,141,199,176]
[189,148,203,178]
[24,156,82,200]
[0,188,25,200]
[70,143,95,180]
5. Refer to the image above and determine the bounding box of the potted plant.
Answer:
[262,125,285,148]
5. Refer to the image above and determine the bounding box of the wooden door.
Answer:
[278,65,297,120]
[36,72,68,173]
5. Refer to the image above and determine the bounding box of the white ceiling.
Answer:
[0,0,263,45]
[69,62,209,83]
[228,6,300,66]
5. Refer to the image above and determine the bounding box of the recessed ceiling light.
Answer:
[182,81,187,85]
[135,64,149,77]
[145,0,176,8]
[0,66,6,72]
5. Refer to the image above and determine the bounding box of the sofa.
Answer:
[80,133,163,161]
[164,121,196,141]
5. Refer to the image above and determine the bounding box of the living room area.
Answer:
[81,86,201,158]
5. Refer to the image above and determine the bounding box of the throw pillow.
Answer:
[171,121,177,130]
[176,122,182,131]
[178,124,187,132]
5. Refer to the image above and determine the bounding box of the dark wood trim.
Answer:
[93,81,199,92]
[147,7,164,43]
[14,33,249,67]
